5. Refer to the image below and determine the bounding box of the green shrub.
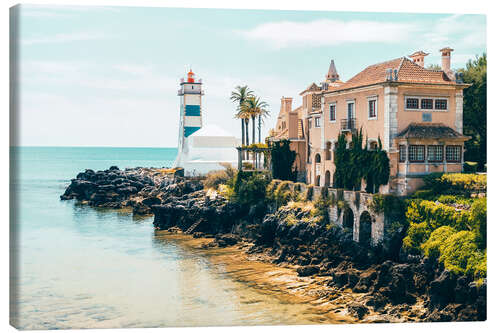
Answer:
[402,200,471,253]
[435,195,472,206]
[403,221,431,254]
[229,171,270,206]
[470,197,487,249]
[439,230,480,276]
[421,226,456,259]
[423,173,486,197]
[202,163,236,189]
[412,189,436,200]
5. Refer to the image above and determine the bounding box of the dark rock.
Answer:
[348,302,369,319]
[365,293,389,311]
[429,270,457,308]
[216,234,240,247]
[133,203,152,215]
[297,265,319,277]
[142,196,161,207]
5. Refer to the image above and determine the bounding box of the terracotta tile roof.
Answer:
[395,123,469,140]
[300,82,321,95]
[331,57,455,92]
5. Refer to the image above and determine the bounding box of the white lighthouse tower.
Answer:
[173,69,240,175]
[174,69,203,168]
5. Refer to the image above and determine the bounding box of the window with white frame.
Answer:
[427,145,444,162]
[421,98,433,109]
[409,145,425,162]
[399,145,406,162]
[347,101,355,119]
[406,98,419,109]
[435,99,448,110]
[405,96,449,111]
[314,117,321,128]
[446,145,462,162]
[329,103,336,121]
[368,98,377,119]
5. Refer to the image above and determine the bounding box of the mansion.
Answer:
[269,48,470,195]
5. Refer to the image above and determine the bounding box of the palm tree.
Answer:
[257,106,270,143]
[241,96,269,144]
[230,85,254,147]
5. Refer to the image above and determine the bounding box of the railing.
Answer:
[341,118,356,132]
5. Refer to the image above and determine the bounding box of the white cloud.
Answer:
[21,32,112,45]
[238,19,419,49]
[238,15,486,52]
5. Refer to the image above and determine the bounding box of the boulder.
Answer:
[297,265,319,277]
[348,302,369,319]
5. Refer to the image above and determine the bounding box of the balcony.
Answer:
[341,118,356,132]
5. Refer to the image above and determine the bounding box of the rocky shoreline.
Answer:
[61,167,486,323]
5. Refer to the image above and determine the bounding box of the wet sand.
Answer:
[155,232,429,324]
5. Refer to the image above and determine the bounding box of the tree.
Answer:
[459,54,487,169]
[230,85,254,147]
[241,96,269,144]
[270,140,297,181]
[258,106,270,143]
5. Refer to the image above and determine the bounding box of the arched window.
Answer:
[369,141,378,151]
[343,207,354,229]
[315,154,321,163]
[359,211,373,246]
[325,171,331,187]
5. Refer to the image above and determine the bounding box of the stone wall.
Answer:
[270,180,387,246]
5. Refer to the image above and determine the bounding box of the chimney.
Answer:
[409,51,429,67]
[385,68,393,81]
[440,47,454,73]
[280,97,293,113]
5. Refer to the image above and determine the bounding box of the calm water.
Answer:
[10,147,322,330]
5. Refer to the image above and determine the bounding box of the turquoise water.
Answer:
[10,147,321,330]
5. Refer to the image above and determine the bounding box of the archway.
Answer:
[343,207,354,229]
[314,153,321,186]
[325,170,331,187]
[359,211,373,246]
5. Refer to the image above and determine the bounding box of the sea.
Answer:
[9,147,323,329]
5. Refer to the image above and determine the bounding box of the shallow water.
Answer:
[10,147,333,329]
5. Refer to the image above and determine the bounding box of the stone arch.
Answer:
[359,211,373,246]
[324,170,331,187]
[343,206,354,229]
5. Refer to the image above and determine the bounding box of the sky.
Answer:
[13,4,486,147]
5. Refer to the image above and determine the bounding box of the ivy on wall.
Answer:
[270,139,297,181]
[333,129,390,193]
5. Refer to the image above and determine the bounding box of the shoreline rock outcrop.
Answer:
[61,167,486,323]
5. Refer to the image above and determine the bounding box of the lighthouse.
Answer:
[174,69,203,168]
